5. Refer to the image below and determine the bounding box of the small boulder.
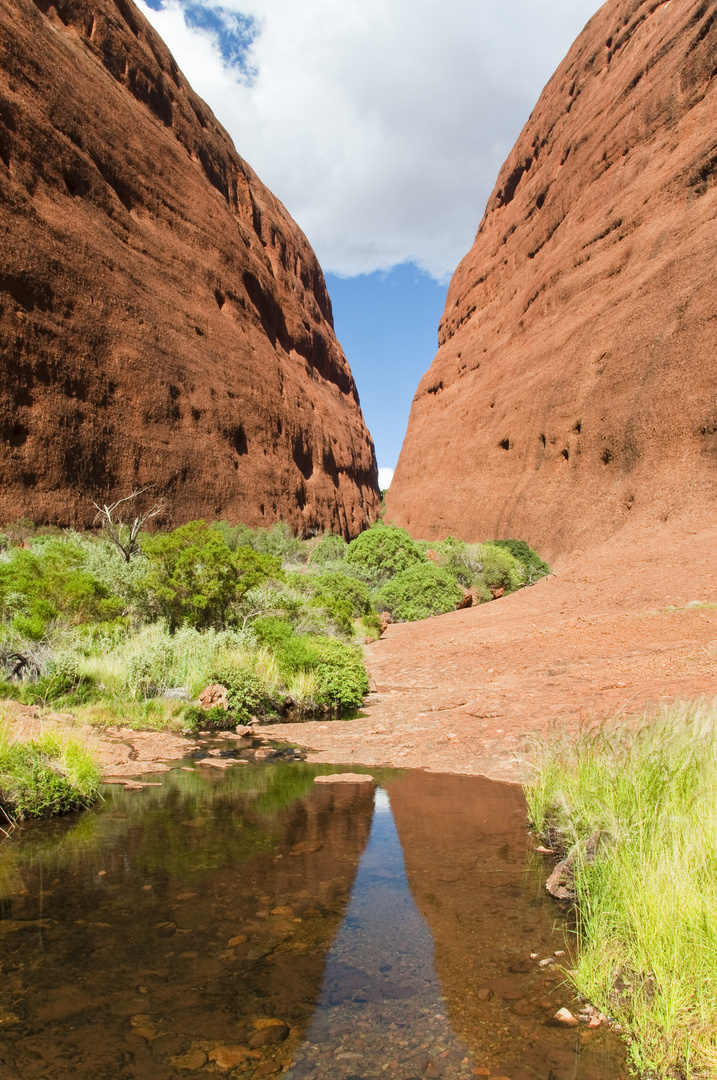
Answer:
[198,684,229,710]
[545,856,576,901]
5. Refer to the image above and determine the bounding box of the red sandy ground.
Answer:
[263,512,717,781]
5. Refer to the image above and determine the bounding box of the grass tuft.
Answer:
[524,698,717,1078]
[0,717,102,824]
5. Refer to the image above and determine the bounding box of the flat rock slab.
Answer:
[313,773,375,784]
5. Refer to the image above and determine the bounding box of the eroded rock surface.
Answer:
[387,0,717,558]
[0,0,379,534]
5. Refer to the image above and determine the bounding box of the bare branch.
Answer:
[93,489,165,561]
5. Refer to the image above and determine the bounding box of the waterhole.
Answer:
[0,763,626,1080]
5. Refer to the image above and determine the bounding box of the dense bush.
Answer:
[345,525,424,583]
[474,543,526,593]
[250,618,367,709]
[377,564,463,622]
[0,537,124,640]
[212,521,307,564]
[143,521,281,630]
[308,533,348,565]
[213,664,271,724]
[310,571,371,617]
[310,638,369,709]
[492,539,550,583]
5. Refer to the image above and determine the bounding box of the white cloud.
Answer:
[138,0,602,278]
[378,467,394,490]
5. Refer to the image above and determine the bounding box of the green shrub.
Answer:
[0,538,124,640]
[251,522,307,564]
[143,521,281,630]
[377,564,462,622]
[309,638,369,709]
[345,525,424,583]
[360,612,383,639]
[425,536,481,587]
[0,724,101,820]
[475,543,526,593]
[181,704,235,733]
[308,534,348,565]
[213,664,271,724]
[250,621,368,709]
[252,616,295,650]
[310,571,371,618]
[209,520,258,551]
[492,539,550,582]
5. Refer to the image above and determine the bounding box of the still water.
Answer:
[0,761,626,1080]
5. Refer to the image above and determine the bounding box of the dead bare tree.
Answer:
[93,489,165,562]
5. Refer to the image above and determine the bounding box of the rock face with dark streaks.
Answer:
[0,0,380,534]
[387,0,717,558]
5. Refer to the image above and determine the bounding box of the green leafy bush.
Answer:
[143,521,281,630]
[181,704,235,733]
[345,526,424,583]
[475,543,526,593]
[360,612,383,639]
[250,522,307,564]
[492,539,550,582]
[250,620,368,709]
[0,538,124,640]
[377,564,462,622]
[313,642,369,709]
[213,664,271,724]
[308,534,348,565]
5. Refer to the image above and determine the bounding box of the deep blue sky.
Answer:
[326,265,448,475]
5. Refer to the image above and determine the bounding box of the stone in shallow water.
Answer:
[289,840,324,856]
[170,1048,208,1070]
[249,1021,290,1046]
[208,1044,260,1069]
[313,773,375,784]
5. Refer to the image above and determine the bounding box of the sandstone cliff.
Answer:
[386,0,717,558]
[0,0,380,535]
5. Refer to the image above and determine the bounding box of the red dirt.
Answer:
[263,513,717,781]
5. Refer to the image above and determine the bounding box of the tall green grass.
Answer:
[0,717,102,824]
[524,698,717,1078]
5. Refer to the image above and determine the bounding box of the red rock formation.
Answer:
[0,0,380,535]
[387,0,717,559]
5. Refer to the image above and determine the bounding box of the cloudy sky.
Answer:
[139,0,603,476]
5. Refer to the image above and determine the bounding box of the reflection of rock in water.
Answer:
[0,767,375,1080]
[386,772,627,1080]
[293,789,475,1080]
